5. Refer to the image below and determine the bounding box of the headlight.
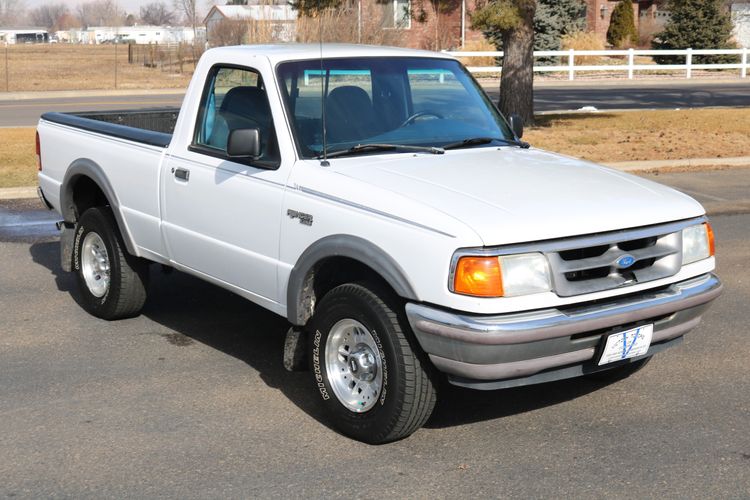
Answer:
[499,253,552,296]
[682,223,715,265]
[451,252,551,298]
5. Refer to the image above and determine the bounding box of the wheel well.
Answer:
[300,257,398,325]
[70,175,109,220]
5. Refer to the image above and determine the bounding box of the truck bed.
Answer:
[41,108,178,148]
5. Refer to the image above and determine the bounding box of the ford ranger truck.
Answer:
[36,44,722,444]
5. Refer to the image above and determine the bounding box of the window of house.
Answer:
[382,0,411,29]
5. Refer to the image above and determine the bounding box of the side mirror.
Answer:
[509,114,524,139]
[227,128,261,159]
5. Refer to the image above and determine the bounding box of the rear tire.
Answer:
[309,282,436,444]
[73,207,149,320]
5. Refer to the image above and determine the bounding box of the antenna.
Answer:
[319,0,329,166]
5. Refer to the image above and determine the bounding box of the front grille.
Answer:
[544,223,683,297]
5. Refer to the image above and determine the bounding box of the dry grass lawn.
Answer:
[2,108,749,188]
[525,108,750,163]
[0,44,194,92]
[0,128,37,188]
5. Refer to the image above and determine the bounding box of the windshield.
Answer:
[276,57,515,158]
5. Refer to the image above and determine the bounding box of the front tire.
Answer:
[73,207,149,320]
[309,282,436,444]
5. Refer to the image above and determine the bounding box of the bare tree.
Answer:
[0,0,26,26]
[29,3,68,30]
[140,1,176,26]
[173,0,198,39]
[77,0,124,28]
[211,18,248,46]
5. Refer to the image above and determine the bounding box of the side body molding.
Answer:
[286,235,418,325]
[60,158,137,255]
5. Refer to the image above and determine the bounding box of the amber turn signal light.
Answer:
[453,256,503,297]
[706,222,715,257]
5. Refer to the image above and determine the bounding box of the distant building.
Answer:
[59,26,206,45]
[732,2,750,48]
[204,3,297,45]
[585,1,669,44]
[203,1,484,50]
[0,28,49,44]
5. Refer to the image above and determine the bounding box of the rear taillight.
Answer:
[35,131,42,171]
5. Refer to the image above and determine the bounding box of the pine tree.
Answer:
[606,0,637,48]
[534,0,586,52]
[653,0,736,64]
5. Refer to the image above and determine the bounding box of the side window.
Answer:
[195,66,279,165]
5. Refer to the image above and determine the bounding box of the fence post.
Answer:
[568,48,575,81]
[686,48,692,79]
[114,42,118,89]
[4,43,8,92]
[628,48,635,79]
[742,47,748,79]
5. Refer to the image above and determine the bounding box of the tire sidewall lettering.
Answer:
[312,329,330,401]
[368,327,388,406]
[73,224,85,272]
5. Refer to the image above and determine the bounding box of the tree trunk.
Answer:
[498,3,535,124]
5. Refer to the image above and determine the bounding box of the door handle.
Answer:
[173,167,190,181]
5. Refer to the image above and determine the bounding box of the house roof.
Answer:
[204,4,297,25]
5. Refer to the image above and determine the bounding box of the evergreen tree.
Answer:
[606,0,637,47]
[653,0,735,64]
[534,0,586,51]
[289,0,343,17]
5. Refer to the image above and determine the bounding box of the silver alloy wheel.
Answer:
[325,318,384,413]
[81,232,111,298]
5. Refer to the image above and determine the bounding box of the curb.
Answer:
[0,186,37,200]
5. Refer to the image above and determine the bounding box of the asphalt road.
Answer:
[1,171,749,497]
[1,80,749,127]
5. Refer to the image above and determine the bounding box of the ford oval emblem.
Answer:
[616,254,636,269]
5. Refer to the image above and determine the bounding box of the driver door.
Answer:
[161,65,285,305]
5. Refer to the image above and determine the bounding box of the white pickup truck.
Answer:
[37,44,721,443]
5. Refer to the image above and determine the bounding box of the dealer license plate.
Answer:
[598,324,653,366]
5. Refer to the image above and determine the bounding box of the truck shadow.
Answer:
[29,240,614,432]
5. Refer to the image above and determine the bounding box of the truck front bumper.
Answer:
[405,273,722,390]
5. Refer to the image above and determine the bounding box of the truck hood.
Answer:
[332,147,705,246]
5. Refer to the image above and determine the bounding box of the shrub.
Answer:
[652,0,737,65]
[607,0,637,48]
[561,30,605,64]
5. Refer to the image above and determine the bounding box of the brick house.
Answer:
[586,0,669,44]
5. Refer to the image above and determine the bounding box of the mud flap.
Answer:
[283,327,309,372]
[58,222,75,272]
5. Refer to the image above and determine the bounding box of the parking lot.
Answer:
[1,170,749,497]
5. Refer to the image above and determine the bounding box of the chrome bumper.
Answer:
[405,273,722,388]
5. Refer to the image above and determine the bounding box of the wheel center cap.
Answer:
[349,345,377,382]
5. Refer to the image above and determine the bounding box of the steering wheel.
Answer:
[399,111,444,127]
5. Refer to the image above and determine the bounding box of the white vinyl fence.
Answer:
[444,48,750,80]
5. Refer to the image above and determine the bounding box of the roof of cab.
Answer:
[204,43,456,65]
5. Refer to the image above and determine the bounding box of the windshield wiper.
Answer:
[442,137,531,150]
[320,143,445,159]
